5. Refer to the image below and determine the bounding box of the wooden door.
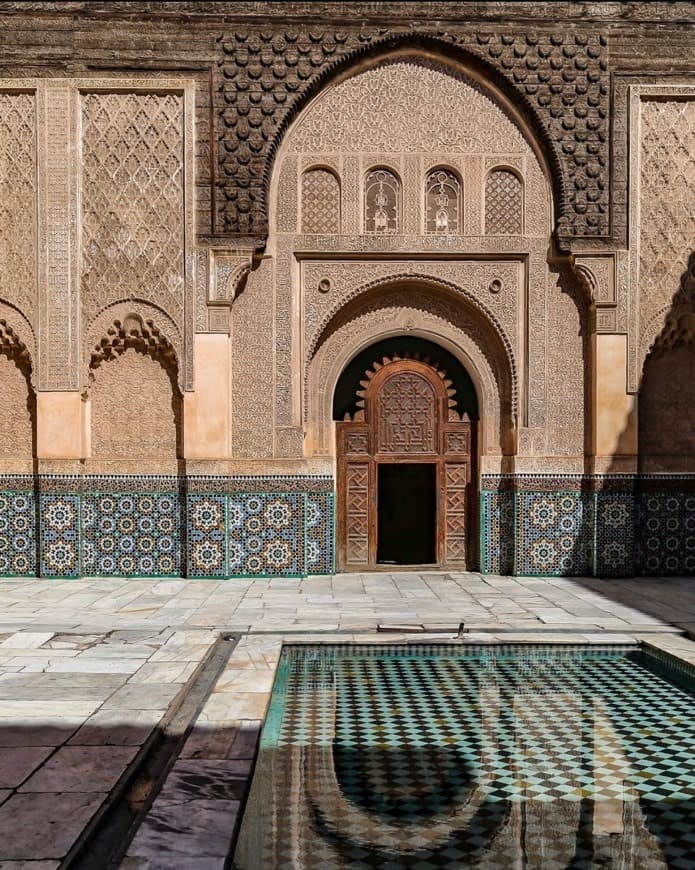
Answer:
[337,356,475,571]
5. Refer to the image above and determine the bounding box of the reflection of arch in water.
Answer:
[303,687,501,858]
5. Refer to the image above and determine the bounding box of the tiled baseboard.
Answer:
[0,475,334,579]
[481,474,695,577]
[2,473,693,579]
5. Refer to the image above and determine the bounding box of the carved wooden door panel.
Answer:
[337,356,475,571]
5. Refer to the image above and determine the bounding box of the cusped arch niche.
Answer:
[306,281,515,459]
[272,52,552,237]
[0,303,36,462]
[85,303,182,461]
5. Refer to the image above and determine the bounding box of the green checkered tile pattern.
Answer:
[234,645,695,869]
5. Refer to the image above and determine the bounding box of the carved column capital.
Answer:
[570,252,618,333]
[205,247,255,333]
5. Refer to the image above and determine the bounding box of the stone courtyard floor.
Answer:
[0,571,694,867]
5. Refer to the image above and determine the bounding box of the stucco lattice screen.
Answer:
[80,92,185,325]
[0,92,36,322]
[425,168,461,234]
[639,99,695,350]
[301,168,341,234]
[485,169,523,235]
[364,168,400,234]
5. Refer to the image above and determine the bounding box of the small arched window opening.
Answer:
[364,168,400,234]
[425,168,462,234]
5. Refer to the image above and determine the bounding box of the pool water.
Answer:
[232,644,695,869]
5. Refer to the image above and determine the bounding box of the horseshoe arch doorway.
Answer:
[334,337,479,572]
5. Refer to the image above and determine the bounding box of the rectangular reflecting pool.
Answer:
[232,643,695,869]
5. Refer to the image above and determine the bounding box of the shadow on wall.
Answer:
[485,251,695,582]
[601,249,695,578]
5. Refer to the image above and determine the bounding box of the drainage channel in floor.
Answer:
[62,633,241,870]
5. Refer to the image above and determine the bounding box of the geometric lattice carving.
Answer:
[445,462,469,562]
[377,372,436,453]
[344,462,369,564]
[301,168,340,234]
[364,168,400,234]
[425,168,461,234]
[639,100,695,346]
[0,93,36,321]
[485,169,523,235]
[81,93,184,324]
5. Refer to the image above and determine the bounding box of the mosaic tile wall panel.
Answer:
[229,493,303,577]
[481,475,695,578]
[305,492,335,575]
[40,493,80,578]
[480,491,514,576]
[187,493,227,578]
[516,491,594,577]
[83,491,183,577]
[0,475,334,579]
[0,487,37,577]
[636,491,695,577]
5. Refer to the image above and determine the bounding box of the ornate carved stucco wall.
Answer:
[263,55,588,473]
[0,3,691,578]
[90,349,181,462]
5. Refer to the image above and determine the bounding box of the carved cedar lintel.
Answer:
[571,253,618,334]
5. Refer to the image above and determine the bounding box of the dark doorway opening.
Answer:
[377,463,437,565]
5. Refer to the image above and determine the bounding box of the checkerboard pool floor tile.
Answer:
[233,644,695,869]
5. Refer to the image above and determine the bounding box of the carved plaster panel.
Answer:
[628,86,695,391]
[0,91,36,333]
[0,78,196,392]
[301,259,521,367]
[77,80,195,391]
[286,61,528,156]
[37,84,79,390]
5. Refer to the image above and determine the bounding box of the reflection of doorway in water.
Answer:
[377,463,437,565]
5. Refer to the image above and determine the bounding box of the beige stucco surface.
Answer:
[183,334,231,459]
[36,392,84,459]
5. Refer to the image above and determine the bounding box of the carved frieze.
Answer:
[301,259,521,364]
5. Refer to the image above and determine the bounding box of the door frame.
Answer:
[336,357,476,572]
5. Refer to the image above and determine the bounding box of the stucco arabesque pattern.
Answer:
[302,260,519,383]
[217,29,609,243]
[636,98,695,374]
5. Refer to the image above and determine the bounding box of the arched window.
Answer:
[485,169,523,235]
[364,168,400,234]
[300,168,341,234]
[425,168,462,234]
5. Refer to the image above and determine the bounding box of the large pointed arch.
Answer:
[262,36,565,242]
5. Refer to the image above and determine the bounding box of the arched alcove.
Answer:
[0,319,35,461]
[333,336,479,422]
[88,314,182,460]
